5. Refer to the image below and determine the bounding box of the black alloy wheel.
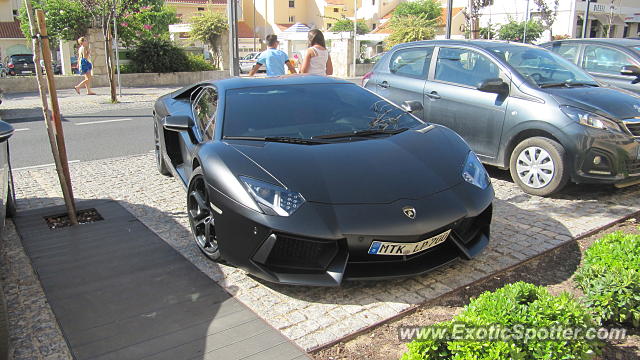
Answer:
[187,168,221,261]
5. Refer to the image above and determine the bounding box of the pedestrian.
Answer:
[300,29,333,76]
[74,37,96,95]
[249,34,296,77]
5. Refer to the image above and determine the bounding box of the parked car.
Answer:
[5,54,36,76]
[364,40,640,196]
[70,56,79,74]
[0,120,15,226]
[239,52,261,74]
[541,38,640,94]
[153,76,494,286]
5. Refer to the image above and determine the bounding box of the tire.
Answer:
[187,168,222,262]
[154,121,171,177]
[6,165,15,218]
[509,137,569,197]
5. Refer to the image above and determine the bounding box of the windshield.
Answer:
[223,84,423,139]
[12,55,34,63]
[487,45,597,87]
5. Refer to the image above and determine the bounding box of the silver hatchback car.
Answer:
[364,40,640,196]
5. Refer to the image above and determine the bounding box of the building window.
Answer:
[333,8,339,12]
[197,7,205,11]
[289,16,295,23]
[289,0,295,8]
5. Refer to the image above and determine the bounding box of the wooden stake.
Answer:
[23,0,78,225]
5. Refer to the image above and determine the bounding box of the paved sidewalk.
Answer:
[0,86,181,121]
[4,153,639,359]
[14,200,307,360]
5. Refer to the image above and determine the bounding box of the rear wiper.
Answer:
[540,81,598,88]
[313,127,408,140]
[224,136,329,145]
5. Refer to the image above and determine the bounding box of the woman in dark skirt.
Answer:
[74,37,96,95]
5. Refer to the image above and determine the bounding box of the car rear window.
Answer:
[223,83,422,139]
[12,55,34,63]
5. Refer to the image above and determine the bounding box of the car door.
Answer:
[367,46,433,120]
[182,86,217,180]
[424,46,508,159]
[581,44,640,94]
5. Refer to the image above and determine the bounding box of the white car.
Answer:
[240,52,261,74]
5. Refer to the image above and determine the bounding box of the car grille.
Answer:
[626,160,640,175]
[264,234,339,271]
[623,119,640,137]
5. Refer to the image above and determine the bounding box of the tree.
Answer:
[479,24,497,39]
[330,19,369,34]
[189,11,228,70]
[117,4,179,47]
[19,0,92,44]
[466,0,493,39]
[497,19,544,43]
[533,0,559,41]
[76,0,162,103]
[385,15,437,50]
[393,0,441,21]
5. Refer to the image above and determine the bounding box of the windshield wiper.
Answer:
[313,127,408,140]
[224,136,329,145]
[540,81,598,88]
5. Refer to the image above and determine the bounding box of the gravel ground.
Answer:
[2,153,639,360]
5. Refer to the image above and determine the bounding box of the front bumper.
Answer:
[564,123,640,185]
[207,180,494,286]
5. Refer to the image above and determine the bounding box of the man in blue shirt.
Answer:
[249,35,296,77]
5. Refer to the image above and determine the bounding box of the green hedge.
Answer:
[575,231,640,328]
[126,38,215,73]
[401,282,600,360]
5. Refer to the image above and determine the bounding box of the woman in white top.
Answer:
[300,29,333,76]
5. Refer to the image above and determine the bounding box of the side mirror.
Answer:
[477,78,509,95]
[621,65,640,77]
[163,115,192,132]
[401,100,423,113]
[0,121,13,142]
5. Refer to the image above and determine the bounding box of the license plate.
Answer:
[21,71,32,74]
[368,230,451,256]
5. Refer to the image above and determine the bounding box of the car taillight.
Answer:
[7,64,13,69]
[362,71,373,87]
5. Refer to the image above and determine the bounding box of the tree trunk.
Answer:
[103,27,117,103]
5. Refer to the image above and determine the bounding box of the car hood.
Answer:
[227,126,471,204]
[546,86,640,119]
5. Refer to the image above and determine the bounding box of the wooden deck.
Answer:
[14,200,308,360]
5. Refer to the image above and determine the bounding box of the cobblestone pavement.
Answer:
[0,86,181,121]
[4,154,640,358]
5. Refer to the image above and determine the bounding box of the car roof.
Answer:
[393,39,541,51]
[544,38,640,47]
[172,75,356,99]
[210,75,353,91]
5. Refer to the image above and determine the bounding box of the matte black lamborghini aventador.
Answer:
[153,75,494,286]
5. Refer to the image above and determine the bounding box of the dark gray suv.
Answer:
[363,40,640,196]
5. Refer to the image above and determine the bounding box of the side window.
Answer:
[389,47,432,79]
[549,42,580,64]
[435,47,500,87]
[583,45,638,75]
[194,87,217,139]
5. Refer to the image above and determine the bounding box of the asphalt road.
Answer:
[5,106,154,169]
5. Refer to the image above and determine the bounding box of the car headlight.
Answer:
[239,176,305,216]
[462,152,490,189]
[560,105,622,132]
